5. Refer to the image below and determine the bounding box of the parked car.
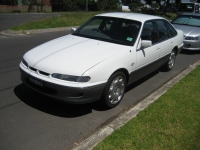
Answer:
[20,13,184,108]
[167,7,178,13]
[171,13,200,50]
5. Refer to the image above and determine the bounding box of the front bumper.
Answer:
[20,68,106,104]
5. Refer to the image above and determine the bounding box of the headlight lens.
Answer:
[185,36,199,40]
[52,73,90,82]
[22,58,28,68]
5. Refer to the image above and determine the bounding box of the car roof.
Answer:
[95,12,164,23]
[179,12,200,16]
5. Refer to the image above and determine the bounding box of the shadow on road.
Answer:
[181,49,200,55]
[126,70,159,92]
[14,84,106,118]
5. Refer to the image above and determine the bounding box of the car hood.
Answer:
[172,24,200,36]
[24,35,127,75]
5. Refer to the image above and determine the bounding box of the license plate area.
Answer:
[29,77,43,87]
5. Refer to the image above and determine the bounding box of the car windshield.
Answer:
[172,15,200,27]
[72,16,141,46]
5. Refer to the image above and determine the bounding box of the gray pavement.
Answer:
[1,27,75,35]
[0,13,61,31]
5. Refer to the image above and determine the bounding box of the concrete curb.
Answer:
[71,60,200,150]
[0,26,79,36]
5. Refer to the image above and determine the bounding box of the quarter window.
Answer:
[165,21,177,38]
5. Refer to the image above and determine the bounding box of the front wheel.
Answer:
[163,49,176,71]
[101,72,126,108]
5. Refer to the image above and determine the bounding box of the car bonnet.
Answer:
[23,35,128,76]
[173,24,200,37]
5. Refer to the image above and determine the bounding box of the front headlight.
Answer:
[185,36,199,40]
[21,58,28,68]
[51,73,90,82]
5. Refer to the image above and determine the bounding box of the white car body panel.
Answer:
[136,40,160,69]
[24,35,127,76]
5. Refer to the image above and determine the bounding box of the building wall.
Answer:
[37,0,51,6]
[0,5,52,12]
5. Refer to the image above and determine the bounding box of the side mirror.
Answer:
[71,28,76,34]
[141,40,152,48]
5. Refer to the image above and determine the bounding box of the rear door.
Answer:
[156,20,175,58]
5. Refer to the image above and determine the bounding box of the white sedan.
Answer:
[20,12,184,108]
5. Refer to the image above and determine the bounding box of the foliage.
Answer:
[21,0,28,5]
[129,3,138,12]
[0,0,18,5]
[151,3,159,13]
[50,0,117,12]
[28,0,37,12]
[97,0,118,11]
[21,0,46,12]
[41,0,44,11]
[120,0,181,15]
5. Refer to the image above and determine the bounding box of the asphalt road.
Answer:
[0,15,200,150]
[0,13,61,31]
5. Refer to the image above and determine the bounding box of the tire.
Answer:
[101,72,127,108]
[163,49,176,71]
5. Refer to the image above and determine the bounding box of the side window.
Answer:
[141,21,159,44]
[165,21,177,38]
[156,20,168,41]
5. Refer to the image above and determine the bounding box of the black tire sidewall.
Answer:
[165,49,176,71]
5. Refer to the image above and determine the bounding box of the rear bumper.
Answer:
[178,43,183,54]
[20,68,106,104]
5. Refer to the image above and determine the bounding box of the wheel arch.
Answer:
[110,68,130,84]
[173,46,178,55]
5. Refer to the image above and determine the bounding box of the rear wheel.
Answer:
[163,49,176,71]
[101,72,126,108]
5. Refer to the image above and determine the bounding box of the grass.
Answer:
[10,11,177,31]
[93,65,200,150]
[10,12,103,31]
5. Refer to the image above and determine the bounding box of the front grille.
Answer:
[39,71,50,76]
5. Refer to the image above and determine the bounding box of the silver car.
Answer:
[172,13,200,50]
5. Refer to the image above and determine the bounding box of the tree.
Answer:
[97,0,118,11]
[129,2,138,12]
[144,0,179,15]
[88,0,98,11]
[27,0,37,12]
[50,0,116,12]
[22,0,28,5]
[0,0,18,5]
[40,0,44,11]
